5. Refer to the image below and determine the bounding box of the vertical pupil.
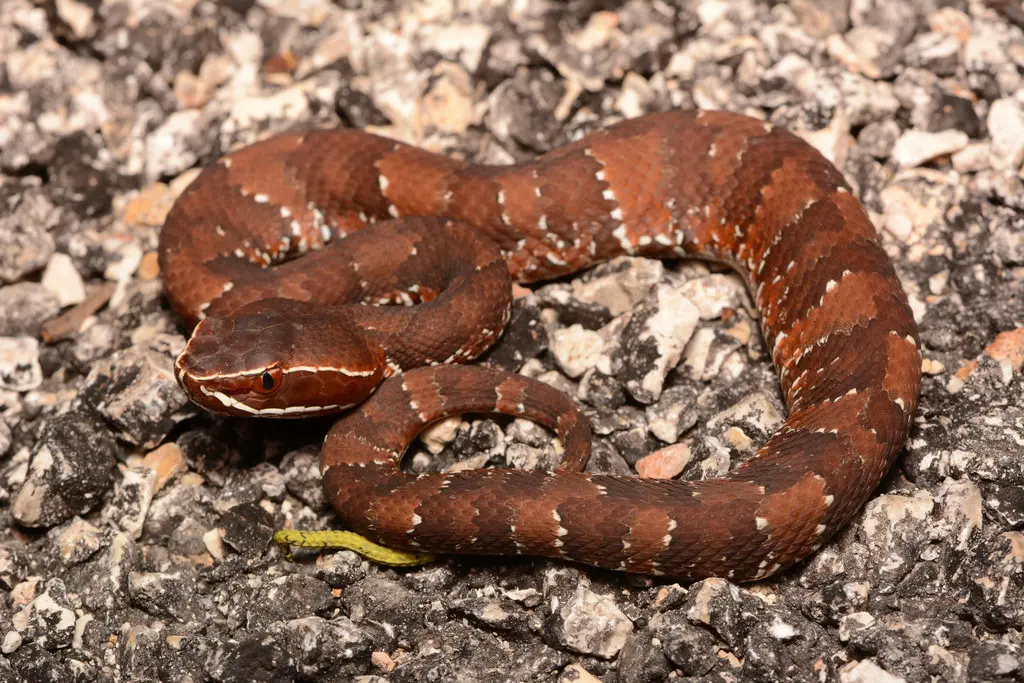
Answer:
[262,372,275,390]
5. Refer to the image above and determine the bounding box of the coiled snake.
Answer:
[159,110,921,581]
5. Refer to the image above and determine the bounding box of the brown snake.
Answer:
[159,110,921,581]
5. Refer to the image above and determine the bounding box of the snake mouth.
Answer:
[195,384,356,417]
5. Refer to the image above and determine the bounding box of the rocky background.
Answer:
[2,0,1024,681]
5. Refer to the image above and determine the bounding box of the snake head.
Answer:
[174,299,386,418]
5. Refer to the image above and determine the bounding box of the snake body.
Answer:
[160,110,921,581]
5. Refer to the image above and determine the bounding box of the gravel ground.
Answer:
[2,0,1024,681]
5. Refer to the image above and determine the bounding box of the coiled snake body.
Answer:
[160,110,921,581]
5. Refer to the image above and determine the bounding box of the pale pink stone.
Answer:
[636,443,691,479]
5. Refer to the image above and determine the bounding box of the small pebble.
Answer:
[40,253,86,308]
[635,443,691,479]
[891,129,969,168]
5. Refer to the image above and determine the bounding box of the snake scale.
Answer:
[159,110,921,581]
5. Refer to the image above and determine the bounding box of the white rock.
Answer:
[679,274,748,320]
[145,110,204,181]
[764,54,817,96]
[682,326,716,380]
[624,284,701,402]
[104,243,143,283]
[555,584,633,658]
[951,142,991,173]
[940,479,982,551]
[421,23,492,73]
[55,517,104,565]
[571,257,664,316]
[964,28,1009,72]
[549,325,605,378]
[0,417,10,458]
[257,0,335,26]
[838,611,876,642]
[840,659,907,683]
[559,664,602,683]
[203,528,225,562]
[891,129,969,168]
[419,415,461,454]
[1,630,22,654]
[11,579,76,649]
[615,72,654,119]
[707,393,784,446]
[0,337,42,392]
[55,0,94,39]
[987,98,1024,170]
[41,253,86,307]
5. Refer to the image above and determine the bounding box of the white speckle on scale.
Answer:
[612,225,634,252]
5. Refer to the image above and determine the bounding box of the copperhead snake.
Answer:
[159,110,921,581]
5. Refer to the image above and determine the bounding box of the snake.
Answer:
[159,109,921,582]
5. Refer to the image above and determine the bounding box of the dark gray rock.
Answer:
[129,569,203,623]
[644,384,700,444]
[205,630,296,683]
[219,501,277,560]
[12,407,116,528]
[536,283,614,330]
[967,642,1022,682]
[244,574,338,631]
[652,610,719,677]
[113,623,162,682]
[82,339,196,449]
[0,283,61,337]
[105,466,157,540]
[578,369,626,410]
[928,93,982,137]
[450,594,532,634]
[313,550,367,588]
[479,297,549,372]
[278,448,326,510]
[277,616,374,677]
[486,68,572,153]
[0,187,58,284]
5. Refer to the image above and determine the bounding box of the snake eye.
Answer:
[254,366,283,394]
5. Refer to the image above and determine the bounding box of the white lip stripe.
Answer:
[253,403,353,415]
[198,386,354,415]
[200,386,258,414]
